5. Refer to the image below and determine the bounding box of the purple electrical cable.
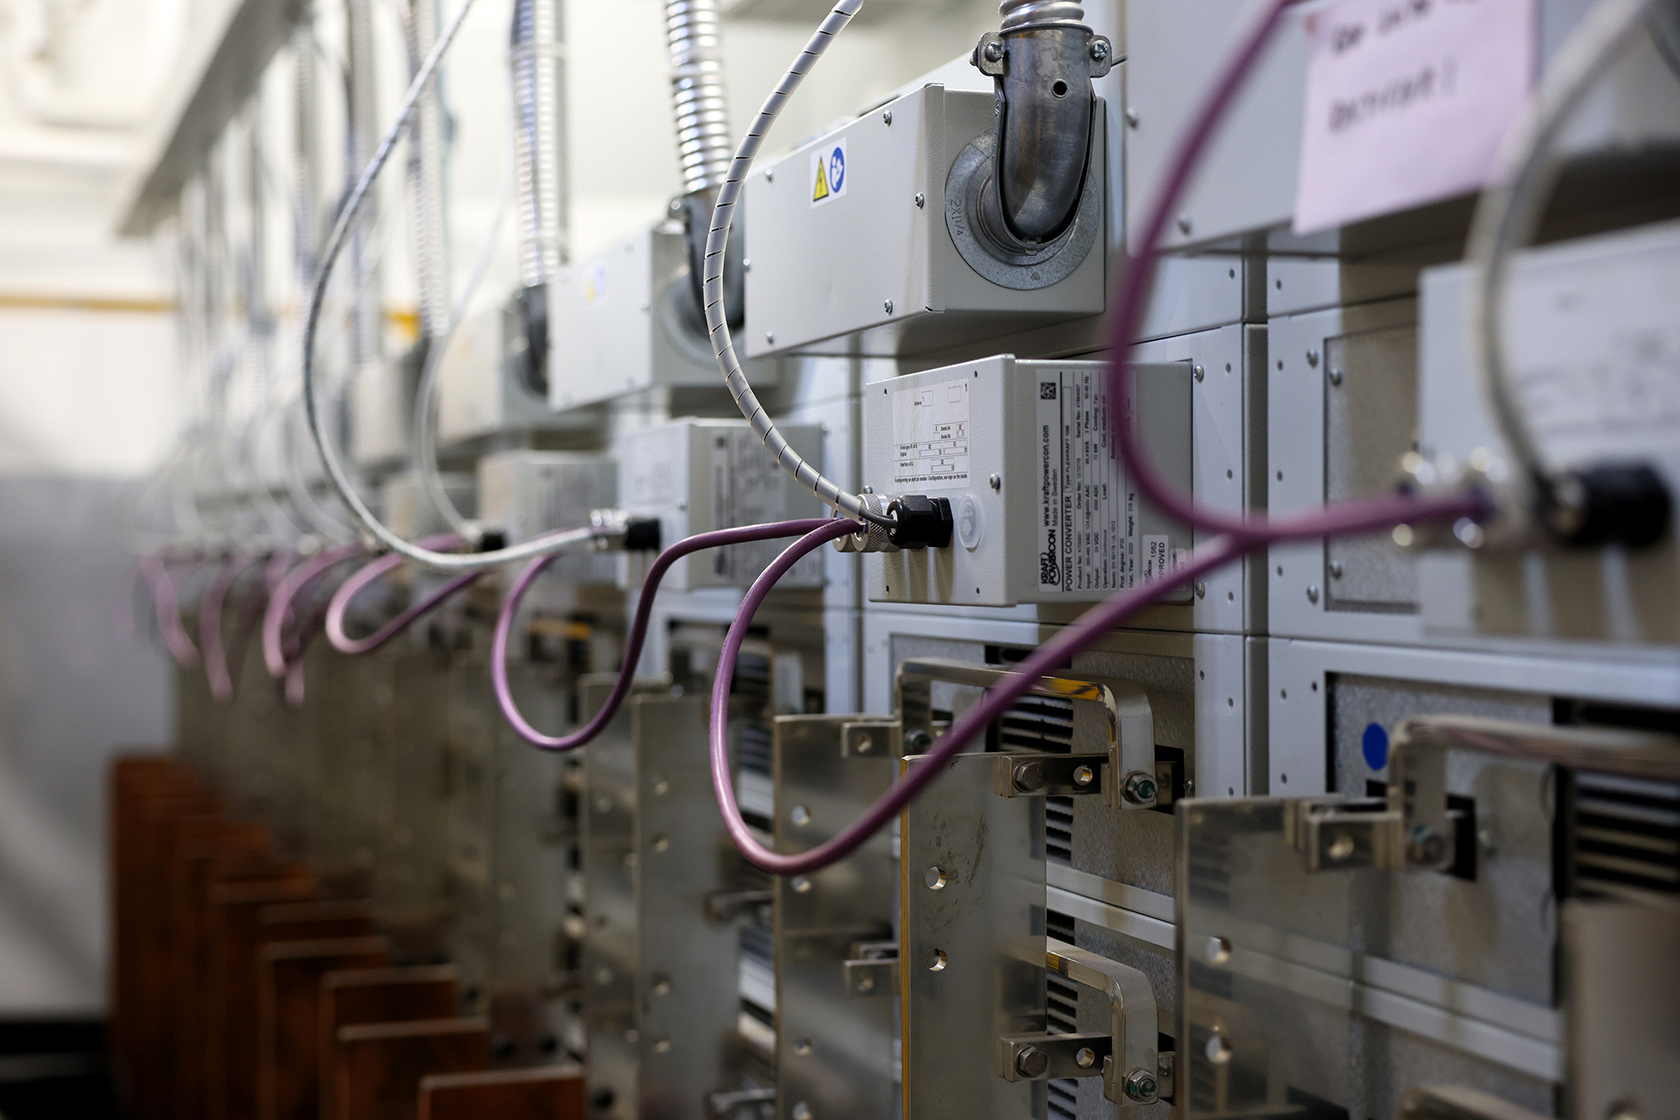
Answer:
[709,491,1481,877]
[492,518,840,751]
[326,535,482,656]
[138,554,200,667]
[262,543,364,678]
[201,553,261,702]
[1104,0,1492,541]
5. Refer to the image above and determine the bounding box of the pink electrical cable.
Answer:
[201,553,262,702]
[326,535,482,656]
[1105,0,1493,542]
[137,554,200,667]
[491,518,839,751]
[261,543,364,678]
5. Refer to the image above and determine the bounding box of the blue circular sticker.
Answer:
[1361,722,1389,772]
[828,146,845,192]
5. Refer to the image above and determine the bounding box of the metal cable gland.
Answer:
[832,494,898,554]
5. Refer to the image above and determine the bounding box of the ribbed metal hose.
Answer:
[999,0,1087,31]
[345,0,382,367]
[406,0,452,337]
[291,31,321,286]
[666,0,732,197]
[510,0,566,286]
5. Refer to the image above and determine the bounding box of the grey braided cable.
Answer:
[700,0,893,528]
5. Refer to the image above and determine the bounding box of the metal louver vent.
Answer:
[1571,771,1680,899]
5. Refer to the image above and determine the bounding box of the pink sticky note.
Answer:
[1293,0,1536,236]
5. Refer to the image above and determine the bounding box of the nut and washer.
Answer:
[1122,770,1158,806]
[1123,1068,1158,1103]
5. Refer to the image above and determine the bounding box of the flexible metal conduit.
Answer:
[667,0,733,196]
[999,0,1087,31]
[510,0,565,287]
[407,0,452,337]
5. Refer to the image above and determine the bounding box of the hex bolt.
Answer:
[1012,760,1046,793]
[983,40,1005,63]
[1014,1046,1049,1079]
[1122,770,1158,805]
[1089,39,1110,63]
[914,192,926,209]
[1075,1046,1097,1069]
[1073,764,1095,787]
[1123,1068,1159,1102]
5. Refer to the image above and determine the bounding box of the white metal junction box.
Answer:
[350,351,419,468]
[1417,218,1680,647]
[862,355,1194,607]
[477,450,619,585]
[547,222,778,411]
[744,84,1107,358]
[437,302,593,446]
[1126,0,1680,254]
[618,418,826,592]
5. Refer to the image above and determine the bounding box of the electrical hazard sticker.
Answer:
[810,138,846,208]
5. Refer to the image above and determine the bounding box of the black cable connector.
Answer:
[623,517,662,552]
[886,495,954,550]
[478,529,507,552]
[1542,463,1671,549]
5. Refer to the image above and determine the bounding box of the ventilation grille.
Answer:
[1047,796,1074,864]
[1573,772,1680,899]
[1000,696,1074,753]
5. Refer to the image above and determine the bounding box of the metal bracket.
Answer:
[707,1086,776,1117]
[895,659,1157,811]
[997,1031,1111,1081]
[1043,937,1166,1108]
[993,752,1106,797]
[703,888,772,925]
[842,940,899,997]
[1284,798,1406,873]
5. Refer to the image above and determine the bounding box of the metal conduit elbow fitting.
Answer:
[667,0,744,330]
[964,0,1111,260]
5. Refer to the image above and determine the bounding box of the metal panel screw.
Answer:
[1123,1068,1159,1102]
[983,40,1005,62]
[1193,363,1205,382]
[854,733,874,753]
[1122,771,1158,805]
[652,834,669,852]
[905,729,932,752]
[765,169,774,182]
[1015,1046,1049,1078]
[651,775,669,796]
[914,192,926,208]
[742,259,751,271]
[1306,585,1320,604]
[651,974,671,996]
[856,972,874,992]
[1328,366,1344,386]
[1328,560,1344,579]
[1194,582,1206,599]
[792,1103,813,1120]
[883,299,895,315]
[791,875,812,893]
[1012,760,1046,793]
[1073,765,1094,787]
[1124,107,1140,127]
[792,1037,813,1056]
[790,804,811,827]
[882,109,893,125]
[988,473,1001,491]
[765,332,775,345]
[1089,39,1110,63]
[1176,213,1192,235]
[1306,348,1319,367]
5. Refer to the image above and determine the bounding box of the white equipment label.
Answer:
[1036,368,1134,594]
[893,378,970,490]
[1294,0,1534,235]
[713,428,820,585]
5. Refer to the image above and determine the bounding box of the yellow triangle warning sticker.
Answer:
[812,158,829,203]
